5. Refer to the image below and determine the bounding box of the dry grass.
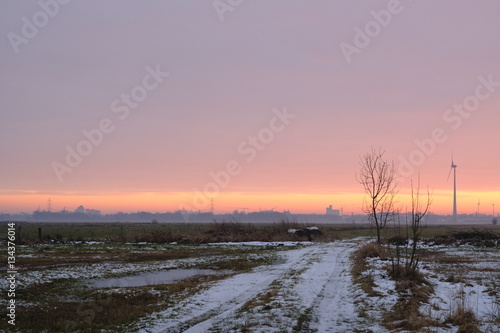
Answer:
[7,219,331,244]
[351,242,440,331]
[358,241,389,259]
[7,222,500,245]
[420,251,475,265]
[351,241,440,331]
[383,301,438,332]
[445,306,481,333]
[424,227,500,247]
[382,260,437,331]
[442,283,483,333]
[349,229,499,332]
[351,242,389,296]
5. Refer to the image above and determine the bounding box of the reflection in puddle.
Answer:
[89,269,218,288]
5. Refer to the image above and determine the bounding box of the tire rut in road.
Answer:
[306,241,360,332]
[198,242,358,332]
[156,245,323,333]
[182,245,326,332]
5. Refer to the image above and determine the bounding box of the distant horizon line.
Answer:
[1,209,498,218]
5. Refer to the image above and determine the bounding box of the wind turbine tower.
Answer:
[448,158,458,223]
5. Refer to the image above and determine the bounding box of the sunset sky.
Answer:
[1,1,499,215]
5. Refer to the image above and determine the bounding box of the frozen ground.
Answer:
[4,238,498,332]
[134,240,365,332]
[132,240,499,333]
[358,242,500,333]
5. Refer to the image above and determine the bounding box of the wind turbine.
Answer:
[447,157,458,223]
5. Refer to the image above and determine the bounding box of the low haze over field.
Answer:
[1,0,499,215]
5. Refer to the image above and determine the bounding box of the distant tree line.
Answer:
[0,209,349,223]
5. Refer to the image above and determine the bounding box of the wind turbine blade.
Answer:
[447,167,452,181]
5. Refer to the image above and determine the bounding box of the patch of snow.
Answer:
[67,241,104,245]
[305,226,319,231]
[207,241,312,246]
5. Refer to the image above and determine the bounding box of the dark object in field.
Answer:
[387,235,408,246]
[288,227,323,241]
[426,227,499,247]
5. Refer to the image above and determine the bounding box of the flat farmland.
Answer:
[1,223,499,332]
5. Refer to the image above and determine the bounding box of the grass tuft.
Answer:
[445,307,481,333]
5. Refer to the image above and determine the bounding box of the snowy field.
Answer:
[2,238,499,332]
[356,242,500,333]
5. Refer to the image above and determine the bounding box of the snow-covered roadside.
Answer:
[134,240,365,333]
[357,242,500,332]
[423,247,500,333]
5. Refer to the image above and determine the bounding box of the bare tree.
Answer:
[406,175,432,273]
[357,148,397,244]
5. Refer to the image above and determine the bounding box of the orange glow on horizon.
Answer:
[1,190,499,216]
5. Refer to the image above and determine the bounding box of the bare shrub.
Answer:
[382,175,435,332]
[388,175,432,280]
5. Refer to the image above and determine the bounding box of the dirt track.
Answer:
[137,240,368,332]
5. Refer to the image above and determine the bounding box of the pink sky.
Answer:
[0,0,499,215]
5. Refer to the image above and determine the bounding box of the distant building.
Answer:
[326,205,340,216]
[75,205,101,216]
[75,205,85,214]
[86,209,101,216]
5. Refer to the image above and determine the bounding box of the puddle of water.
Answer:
[88,269,218,288]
